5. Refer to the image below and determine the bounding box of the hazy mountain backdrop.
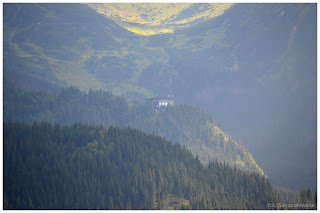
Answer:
[3,2,316,194]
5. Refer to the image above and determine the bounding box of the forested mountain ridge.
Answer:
[3,85,263,176]
[3,3,316,191]
[3,122,279,210]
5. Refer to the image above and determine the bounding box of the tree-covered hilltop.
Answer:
[4,84,263,175]
[4,122,279,210]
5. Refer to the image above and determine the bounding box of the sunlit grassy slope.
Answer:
[87,3,233,35]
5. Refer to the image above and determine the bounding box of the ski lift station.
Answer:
[146,97,174,108]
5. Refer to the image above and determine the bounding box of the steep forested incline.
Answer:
[4,85,263,176]
[4,122,279,209]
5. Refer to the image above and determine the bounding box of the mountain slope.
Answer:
[4,3,145,95]
[87,3,233,35]
[120,3,317,190]
[4,122,279,209]
[3,85,264,176]
[4,3,315,100]
[3,3,317,190]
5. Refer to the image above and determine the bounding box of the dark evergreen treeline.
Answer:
[4,121,279,210]
[3,84,263,175]
[3,83,129,127]
[4,84,316,209]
